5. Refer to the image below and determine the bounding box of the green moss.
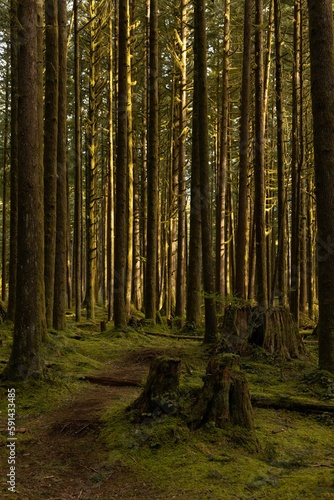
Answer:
[1,314,334,498]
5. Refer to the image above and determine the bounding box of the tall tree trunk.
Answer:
[215,0,230,301]
[194,0,217,342]
[235,0,252,300]
[2,46,9,303]
[114,0,128,328]
[254,0,268,308]
[86,0,99,320]
[6,0,46,379]
[53,0,67,330]
[7,0,19,321]
[175,0,187,325]
[107,6,115,321]
[308,0,334,371]
[125,0,134,317]
[44,0,59,328]
[145,0,159,323]
[273,0,287,307]
[290,0,301,324]
[73,0,82,322]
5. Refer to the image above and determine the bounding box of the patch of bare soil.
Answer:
[1,357,167,499]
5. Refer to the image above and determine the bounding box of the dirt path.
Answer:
[2,360,165,499]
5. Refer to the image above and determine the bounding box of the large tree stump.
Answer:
[128,356,181,421]
[190,354,254,429]
[190,354,259,450]
[221,305,305,358]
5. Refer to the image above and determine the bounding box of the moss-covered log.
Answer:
[220,305,305,358]
[190,354,259,449]
[128,356,181,421]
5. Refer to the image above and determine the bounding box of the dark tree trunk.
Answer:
[114,0,128,328]
[254,0,268,308]
[273,0,287,307]
[44,0,58,328]
[235,0,252,300]
[53,0,67,331]
[186,1,202,329]
[7,0,19,321]
[73,0,82,323]
[5,0,46,379]
[194,0,217,342]
[145,0,159,323]
[308,0,334,372]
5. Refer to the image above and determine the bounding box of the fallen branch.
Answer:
[83,376,141,387]
[251,394,334,414]
[143,330,204,341]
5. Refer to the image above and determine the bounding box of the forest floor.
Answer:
[0,311,334,499]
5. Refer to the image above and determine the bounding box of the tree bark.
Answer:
[114,0,128,328]
[44,0,59,328]
[145,0,159,323]
[235,0,252,300]
[194,0,217,342]
[5,0,46,379]
[73,0,82,323]
[254,0,268,308]
[308,0,334,372]
[53,0,67,330]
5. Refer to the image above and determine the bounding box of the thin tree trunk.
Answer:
[195,0,217,342]
[2,46,9,303]
[145,0,159,323]
[125,0,134,317]
[273,0,287,307]
[175,0,187,325]
[73,0,82,322]
[290,0,301,324]
[235,0,252,300]
[44,0,59,328]
[7,0,19,321]
[53,0,67,330]
[254,0,268,308]
[215,0,230,301]
[107,5,115,321]
[114,0,128,328]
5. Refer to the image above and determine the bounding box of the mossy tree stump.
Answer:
[190,354,259,449]
[190,354,254,429]
[190,354,260,451]
[221,305,305,358]
[128,356,181,421]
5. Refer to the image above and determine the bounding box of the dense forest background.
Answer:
[0,0,333,379]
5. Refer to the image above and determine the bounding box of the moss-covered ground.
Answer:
[0,311,333,499]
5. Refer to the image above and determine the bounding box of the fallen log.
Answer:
[251,394,334,414]
[82,375,141,387]
[143,330,204,341]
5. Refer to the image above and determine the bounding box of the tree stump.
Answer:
[221,305,305,358]
[128,356,181,421]
[190,354,259,449]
